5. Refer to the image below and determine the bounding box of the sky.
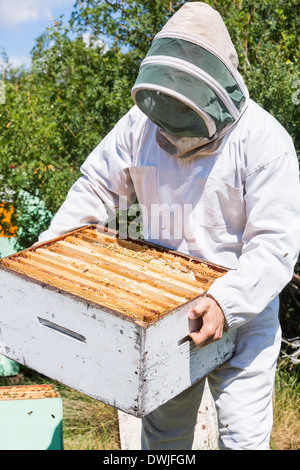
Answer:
[0,0,76,70]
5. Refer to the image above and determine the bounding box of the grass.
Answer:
[0,361,299,450]
[57,385,120,450]
[271,359,300,450]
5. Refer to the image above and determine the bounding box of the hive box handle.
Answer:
[37,317,86,343]
[178,316,204,346]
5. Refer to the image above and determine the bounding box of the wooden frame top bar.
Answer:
[0,384,60,401]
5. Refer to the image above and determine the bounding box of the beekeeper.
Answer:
[38,3,300,450]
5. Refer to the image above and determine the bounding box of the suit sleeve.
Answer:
[207,151,300,330]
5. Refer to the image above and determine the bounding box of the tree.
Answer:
[71,0,299,153]
[0,18,135,247]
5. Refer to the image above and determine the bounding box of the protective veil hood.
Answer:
[131,2,249,157]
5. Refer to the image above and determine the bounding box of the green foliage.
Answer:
[70,0,176,59]
[0,1,299,272]
[71,0,300,153]
[0,18,135,246]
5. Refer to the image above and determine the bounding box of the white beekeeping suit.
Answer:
[39,3,300,449]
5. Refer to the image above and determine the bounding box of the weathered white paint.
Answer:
[139,297,236,415]
[0,267,236,417]
[0,269,142,415]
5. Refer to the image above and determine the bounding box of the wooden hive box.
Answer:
[0,384,63,450]
[0,225,236,417]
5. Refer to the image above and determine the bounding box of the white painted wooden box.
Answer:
[0,225,236,417]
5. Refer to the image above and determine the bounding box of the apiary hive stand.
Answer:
[0,225,236,417]
[0,384,63,450]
